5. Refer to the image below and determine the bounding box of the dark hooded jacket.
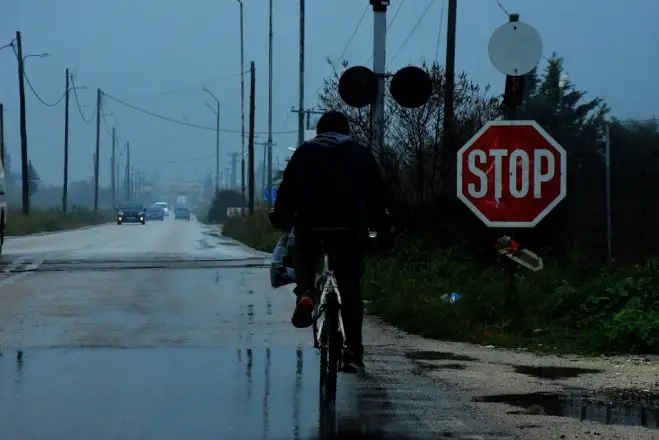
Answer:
[273,132,387,231]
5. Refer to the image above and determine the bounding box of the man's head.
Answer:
[316,111,350,136]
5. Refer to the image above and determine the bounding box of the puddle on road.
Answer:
[414,362,467,372]
[513,365,603,380]
[474,392,659,429]
[405,350,475,362]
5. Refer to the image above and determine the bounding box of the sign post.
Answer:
[458,14,563,324]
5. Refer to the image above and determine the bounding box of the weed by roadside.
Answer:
[221,215,659,355]
[5,207,113,236]
[221,209,280,252]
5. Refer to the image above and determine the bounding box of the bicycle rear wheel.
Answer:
[319,295,341,406]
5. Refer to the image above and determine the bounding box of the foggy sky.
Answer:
[1,0,657,185]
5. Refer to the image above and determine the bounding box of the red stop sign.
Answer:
[457,120,567,228]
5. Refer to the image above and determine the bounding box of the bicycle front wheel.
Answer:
[319,298,341,406]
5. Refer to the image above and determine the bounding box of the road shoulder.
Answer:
[363,314,659,440]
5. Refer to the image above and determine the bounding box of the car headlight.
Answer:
[118,211,124,216]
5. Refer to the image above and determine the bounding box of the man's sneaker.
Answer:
[291,295,315,328]
[342,350,364,374]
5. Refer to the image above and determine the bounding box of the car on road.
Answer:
[145,206,165,221]
[117,202,146,225]
[174,206,190,220]
[154,202,169,216]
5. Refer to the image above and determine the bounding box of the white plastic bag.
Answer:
[270,228,296,288]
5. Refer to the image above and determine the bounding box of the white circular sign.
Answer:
[488,21,543,76]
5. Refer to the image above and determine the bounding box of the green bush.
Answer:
[5,206,113,236]
[206,189,244,223]
[221,209,280,252]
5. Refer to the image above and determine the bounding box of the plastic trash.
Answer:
[440,292,462,303]
[270,228,296,288]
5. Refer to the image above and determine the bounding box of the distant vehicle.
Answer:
[154,202,169,216]
[117,202,145,225]
[176,195,188,206]
[174,206,190,220]
[145,205,165,221]
[0,160,6,254]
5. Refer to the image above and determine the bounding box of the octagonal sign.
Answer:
[457,120,567,228]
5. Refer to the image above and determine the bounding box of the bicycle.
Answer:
[311,229,379,408]
[311,239,346,408]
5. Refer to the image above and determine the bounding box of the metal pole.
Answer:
[0,103,4,167]
[238,0,246,216]
[215,102,220,190]
[111,126,116,209]
[94,88,101,211]
[248,62,256,215]
[605,122,612,261]
[63,69,70,212]
[125,142,131,200]
[371,1,387,154]
[267,0,274,210]
[442,0,457,191]
[297,0,305,148]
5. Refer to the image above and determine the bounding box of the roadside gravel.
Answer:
[364,314,659,440]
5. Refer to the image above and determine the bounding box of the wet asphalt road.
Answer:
[0,217,509,440]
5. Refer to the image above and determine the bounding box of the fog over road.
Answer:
[0,217,511,440]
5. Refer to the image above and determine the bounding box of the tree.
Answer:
[207,188,244,223]
[317,59,502,232]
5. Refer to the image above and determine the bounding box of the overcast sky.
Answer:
[1,0,657,185]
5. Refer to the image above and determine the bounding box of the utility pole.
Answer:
[116,159,120,203]
[237,0,246,215]
[267,0,274,210]
[297,0,305,148]
[442,0,457,192]
[111,126,116,209]
[93,88,101,211]
[225,167,231,188]
[16,31,30,215]
[62,69,70,212]
[125,142,131,200]
[290,108,323,138]
[0,103,4,167]
[258,141,268,194]
[215,102,220,190]
[248,61,256,215]
[370,0,388,154]
[229,152,239,188]
[604,122,612,261]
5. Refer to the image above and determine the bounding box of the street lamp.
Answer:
[203,87,220,190]
[23,52,49,61]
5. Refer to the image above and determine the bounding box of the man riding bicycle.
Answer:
[269,110,389,374]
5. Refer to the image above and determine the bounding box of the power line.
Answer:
[12,43,66,107]
[70,74,93,124]
[102,91,297,135]
[311,4,370,103]
[134,154,217,165]
[492,0,510,16]
[434,0,446,62]
[336,4,370,64]
[388,0,437,68]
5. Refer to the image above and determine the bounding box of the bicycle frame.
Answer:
[313,253,346,348]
